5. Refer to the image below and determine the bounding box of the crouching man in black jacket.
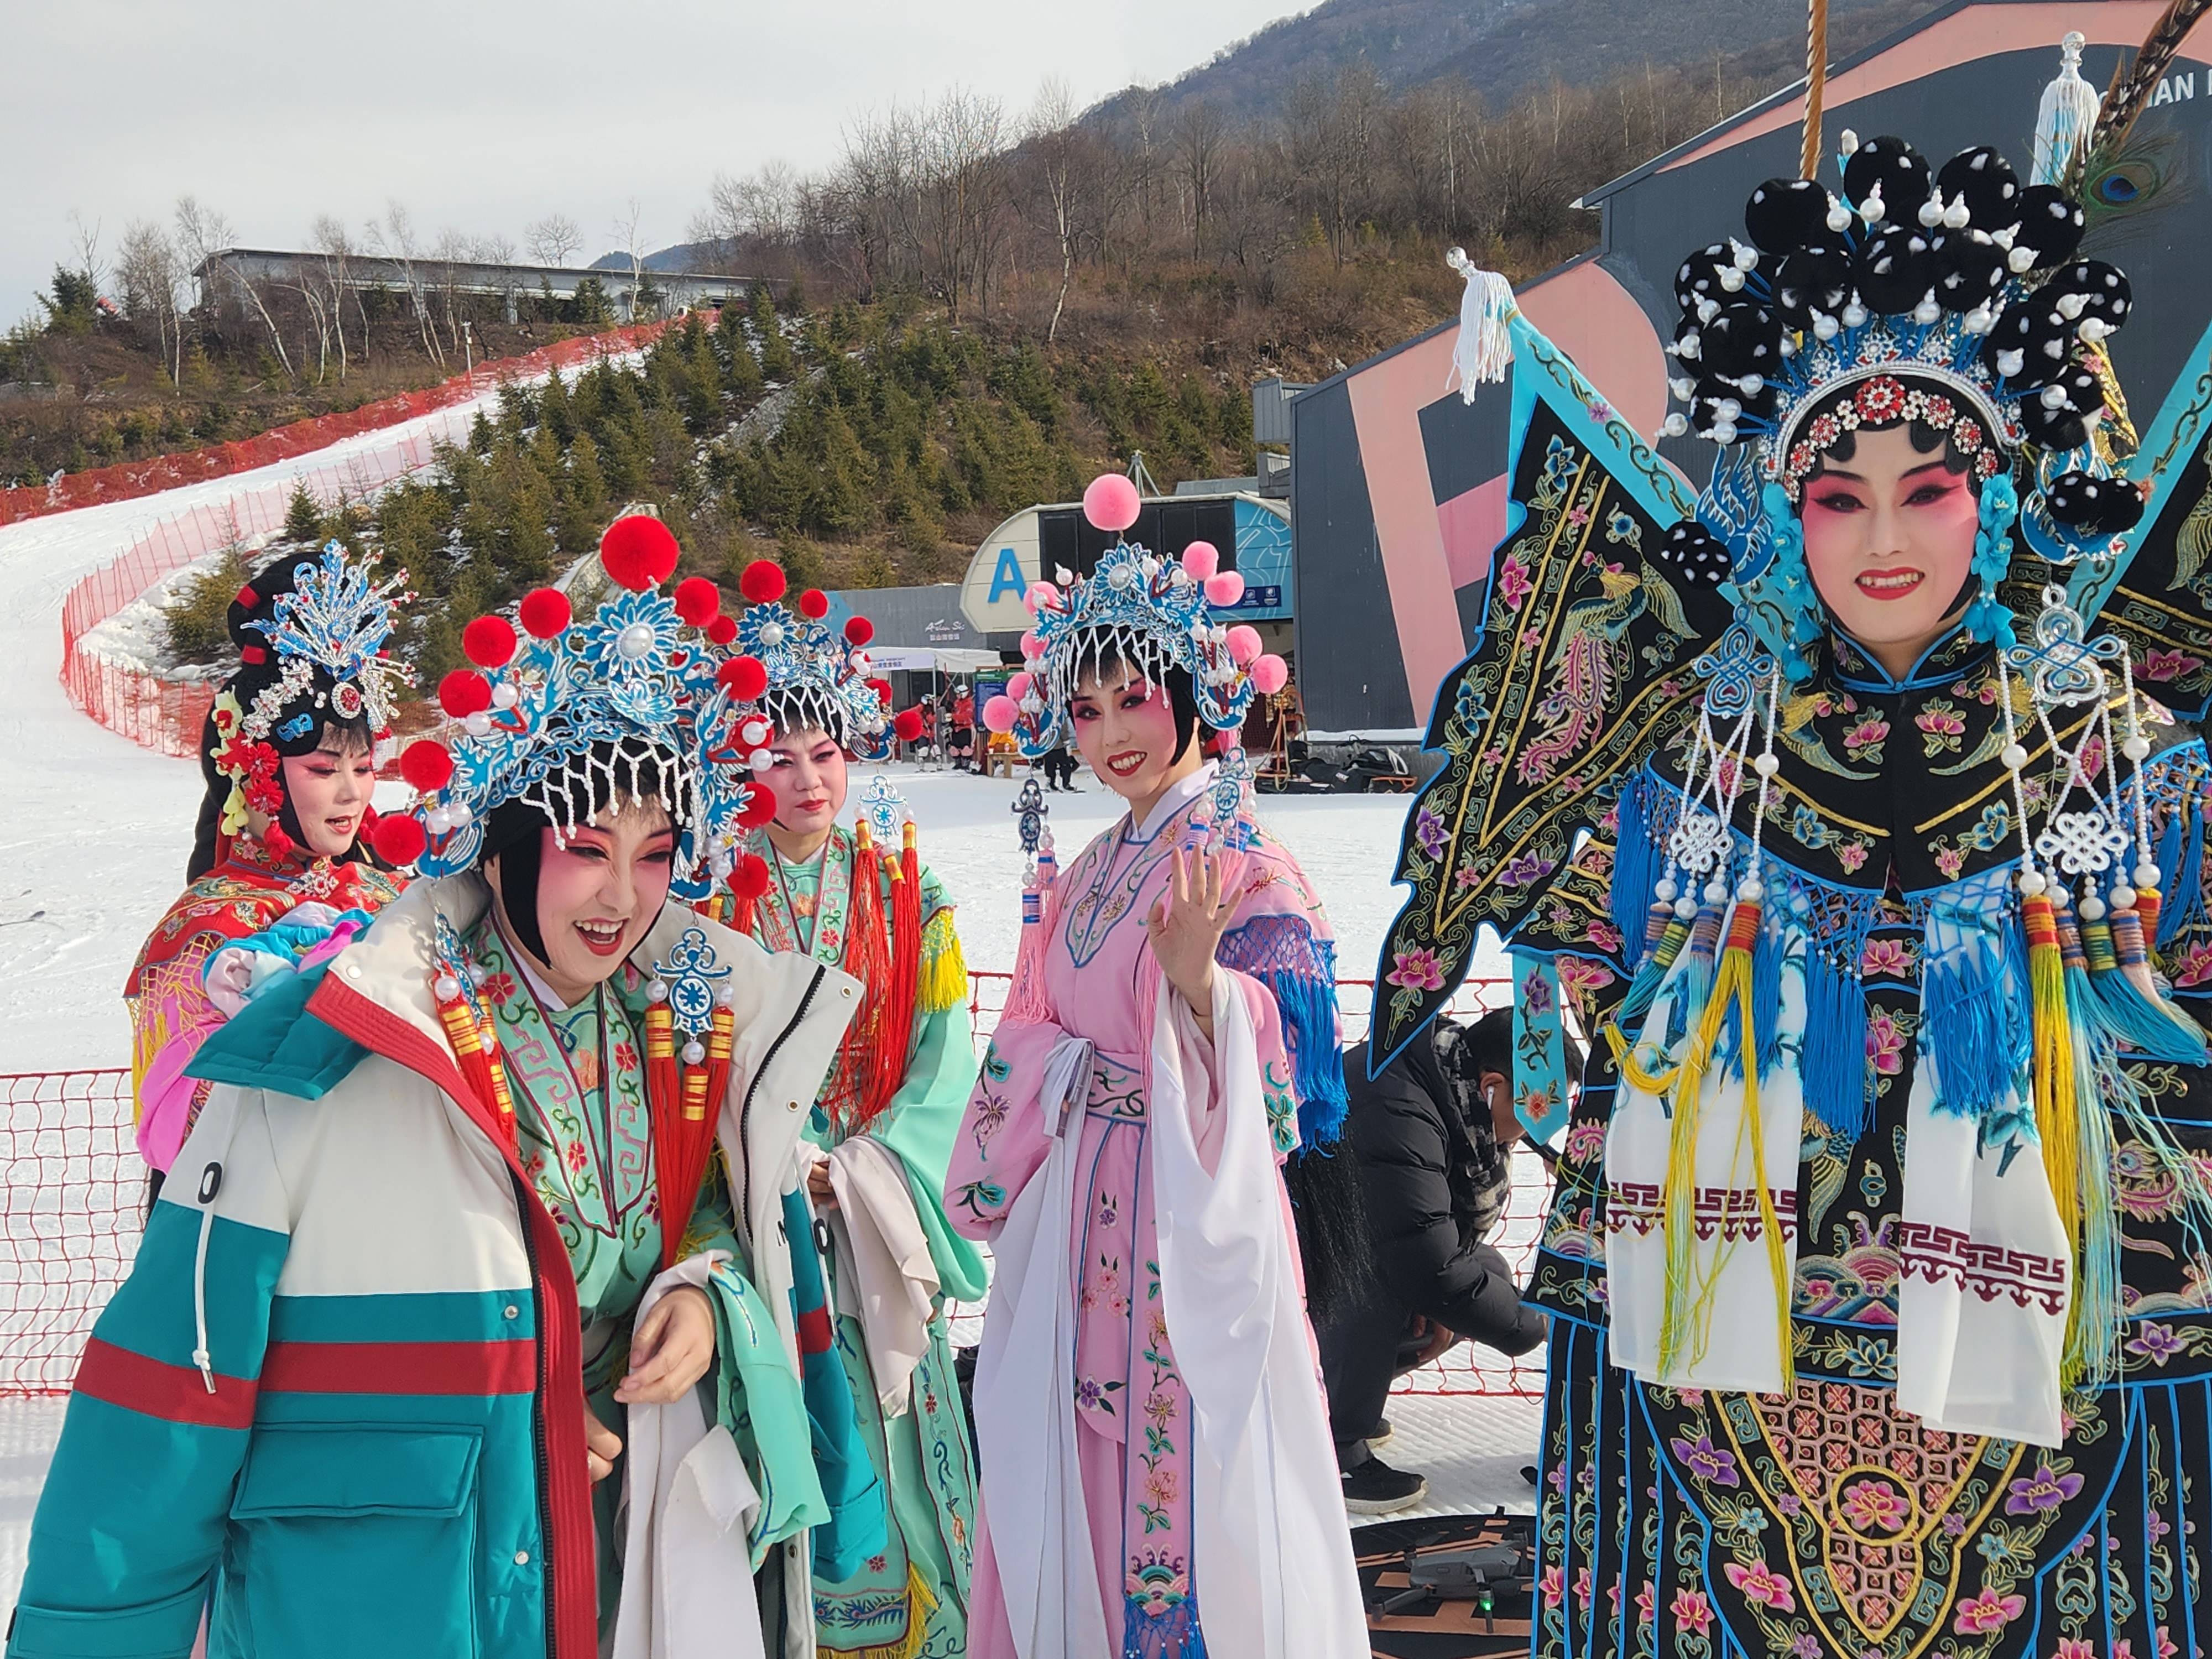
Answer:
[1319,1007,1548,1514]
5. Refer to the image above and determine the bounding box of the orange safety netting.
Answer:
[55,319,681,758]
[4,319,676,528]
[1,974,1537,1399]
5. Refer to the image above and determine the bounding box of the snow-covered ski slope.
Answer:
[0,374,609,1073]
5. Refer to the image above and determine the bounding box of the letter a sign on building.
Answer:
[962,507,1045,634]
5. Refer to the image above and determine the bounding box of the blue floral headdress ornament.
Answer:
[242,540,415,736]
[376,514,755,900]
[715,557,898,763]
[984,472,1288,764]
[210,539,416,844]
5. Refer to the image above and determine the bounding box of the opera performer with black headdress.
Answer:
[1375,29,2212,1657]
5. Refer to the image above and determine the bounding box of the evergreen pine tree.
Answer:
[283,482,322,543]
[538,369,577,447]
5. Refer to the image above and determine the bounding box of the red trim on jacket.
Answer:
[307,971,600,1659]
[262,1338,536,1396]
[75,1337,258,1429]
[795,1302,835,1357]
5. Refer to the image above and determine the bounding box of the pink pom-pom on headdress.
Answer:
[1007,671,1036,702]
[982,695,1020,733]
[1020,629,1044,661]
[1251,654,1288,695]
[1082,472,1142,533]
[1181,541,1219,580]
[1204,570,1246,607]
[1024,582,1060,617]
[1225,624,1263,667]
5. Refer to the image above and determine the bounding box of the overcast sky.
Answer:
[3,0,1309,328]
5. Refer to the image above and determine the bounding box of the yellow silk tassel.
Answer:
[1656,900,1793,1389]
[2025,894,2082,1271]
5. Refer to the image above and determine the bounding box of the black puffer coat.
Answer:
[1339,1027,1546,1353]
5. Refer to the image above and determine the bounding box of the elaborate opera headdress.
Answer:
[1636,133,2141,677]
[206,541,413,851]
[982,471,1288,759]
[717,558,908,761]
[374,514,755,902]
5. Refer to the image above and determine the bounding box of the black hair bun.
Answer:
[1674,244,1741,314]
[1843,135,1931,218]
[1934,145,2021,228]
[1745,178,1835,255]
[1853,225,1938,313]
[2010,185,2085,269]
[1695,302,1782,380]
[2043,470,2145,536]
[1655,521,1733,587]
[1981,298,2074,388]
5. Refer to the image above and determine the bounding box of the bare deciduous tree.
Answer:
[526,212,582,267]
[67,212,105,302]
[372,201,444,367]
[176,196,296,383]
[612,199,649,322]
[116,220,186,388]
[1173,101,1226,257]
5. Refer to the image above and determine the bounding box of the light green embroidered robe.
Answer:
[471,920,827,1635]
[745,828,983,1659]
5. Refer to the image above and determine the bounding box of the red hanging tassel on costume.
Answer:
[728,852,771,938]
[833,822,894,1135]
[643,999,692,1265]
[433,973,516,1146]
[870,820,923,1118]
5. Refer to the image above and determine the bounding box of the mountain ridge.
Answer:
[1088,0,1938,126]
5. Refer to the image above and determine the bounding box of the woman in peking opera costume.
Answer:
[1370,36,2212,1659]
[947,474,1365,1659]
[127,542,411,1195]
[692,555,982,1659]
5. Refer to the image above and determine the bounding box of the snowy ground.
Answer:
[0,399,1527,1609]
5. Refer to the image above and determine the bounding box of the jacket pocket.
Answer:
[226,1424,482,1658]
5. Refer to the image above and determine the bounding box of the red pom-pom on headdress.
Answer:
[462,614,518,669]
[843,615,875,646]
[674,577,722,628]
[718,655,769,700]
[893,706,925,742]
[599,515,680,592]
[706,614,738,646]
[439,670,494,718]
[732,852,773,899]
[796,588,830,620]
[736,788,778,828]
[371,813,428,867]
[261,824,295,860]
[867,676,892,706]
[399,739,455,792]
[739,560,787,605]
[519,587,572,639]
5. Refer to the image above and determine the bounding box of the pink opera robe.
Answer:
[947,764,1365,1659]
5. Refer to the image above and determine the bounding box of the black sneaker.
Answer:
[1342,1455,1428,1515]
